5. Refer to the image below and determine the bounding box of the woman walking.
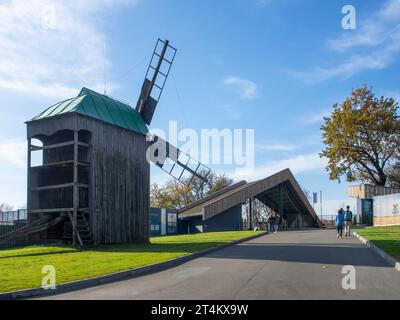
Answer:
[336,208,345,239]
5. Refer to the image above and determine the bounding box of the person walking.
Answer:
[277,214,283,232]
[344,205,353,237]
[336,208,345,239]
[267,213,276,234]
[282,214,288,231]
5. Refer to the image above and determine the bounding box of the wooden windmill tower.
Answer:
[0,39,211,247]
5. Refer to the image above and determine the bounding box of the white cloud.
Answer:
[0,0,136,99]
[328,0,400,51]
[256,0,273,7]
[0,139,26,168]
[0,79,77,99]
[327,22,392,53]
[380,0,400,20]
[290,0,400,83]
[303,110,331,125]
[255,143,298,151]
[227,152,326,182]
[290,48,398,84]
[224,76,258,100]
[323,0,400,69]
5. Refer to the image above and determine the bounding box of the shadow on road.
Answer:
[203,242,390,267]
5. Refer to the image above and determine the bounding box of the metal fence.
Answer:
[320,214,359,228]
[0,209,28,248]
[320,215,336,229]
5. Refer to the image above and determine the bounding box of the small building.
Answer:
[348,184,400,226]
[26,88,150,245]
[178,169,320,233]
[149,208,183,236]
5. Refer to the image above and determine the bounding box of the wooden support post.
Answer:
[249,198,253,230]
[72,131,79,246]
[68,212,83,247]
[279,184,283,217]
[320,190,323,223]
[27,138,31,226]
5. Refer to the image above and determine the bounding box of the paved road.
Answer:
[43,229,400,300]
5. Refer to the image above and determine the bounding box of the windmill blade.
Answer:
[147,135,211,194]
[136,39,177,125]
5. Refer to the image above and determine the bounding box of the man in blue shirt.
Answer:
[336,208,345,239]
[344,205,353,237]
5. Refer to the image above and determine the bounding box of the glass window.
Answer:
[167,213,177,234]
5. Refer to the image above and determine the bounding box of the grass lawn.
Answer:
[0,231,261,293]
[357,226,400,261]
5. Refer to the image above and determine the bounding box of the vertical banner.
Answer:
[313,192,318,204]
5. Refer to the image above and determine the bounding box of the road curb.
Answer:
[0,232,266,300]
[352,231,400,272]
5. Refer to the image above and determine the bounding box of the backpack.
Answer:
[345,210,352,221]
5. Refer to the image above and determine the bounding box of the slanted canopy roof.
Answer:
[29,87,148,135]
[178,180,247,217]
[179,168,320,225]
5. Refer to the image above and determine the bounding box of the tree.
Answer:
[204,173,233,195]
[149,183,175,208]
[320,85,400,186]
[0,202,13,213]
[150,172,233,209]
[302,187,312,203]
[386,162,400,188]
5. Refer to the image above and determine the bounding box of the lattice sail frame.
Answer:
[147,134,211,194]
[136,39,177,125]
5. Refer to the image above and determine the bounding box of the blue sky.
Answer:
[0,0,399,214]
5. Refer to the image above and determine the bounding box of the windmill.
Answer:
[1,38,212,247]
[136,39,211,194]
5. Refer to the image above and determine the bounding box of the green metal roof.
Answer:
[30,87,148,135]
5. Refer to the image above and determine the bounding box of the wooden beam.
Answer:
[249,197,253,229]
[27,138,31,222]
[279,184,283,216]
[30,160,89,169]
[68,212,83,247]
[282,184,306,219]
[28,208,88,214]
[257,192,279,212]
[137,40,169,114]
[28,208,72,214]
[72,130,79,246]
[31,141,89,151]
[31,183,72,192]
[30,183,89,192]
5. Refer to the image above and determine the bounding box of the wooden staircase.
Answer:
[0,215,67,243]
[63,213,94,246]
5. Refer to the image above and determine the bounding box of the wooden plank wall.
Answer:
[27,113,150,244]
[77,114,150,244]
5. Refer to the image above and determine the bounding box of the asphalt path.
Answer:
[43,229,400,300]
